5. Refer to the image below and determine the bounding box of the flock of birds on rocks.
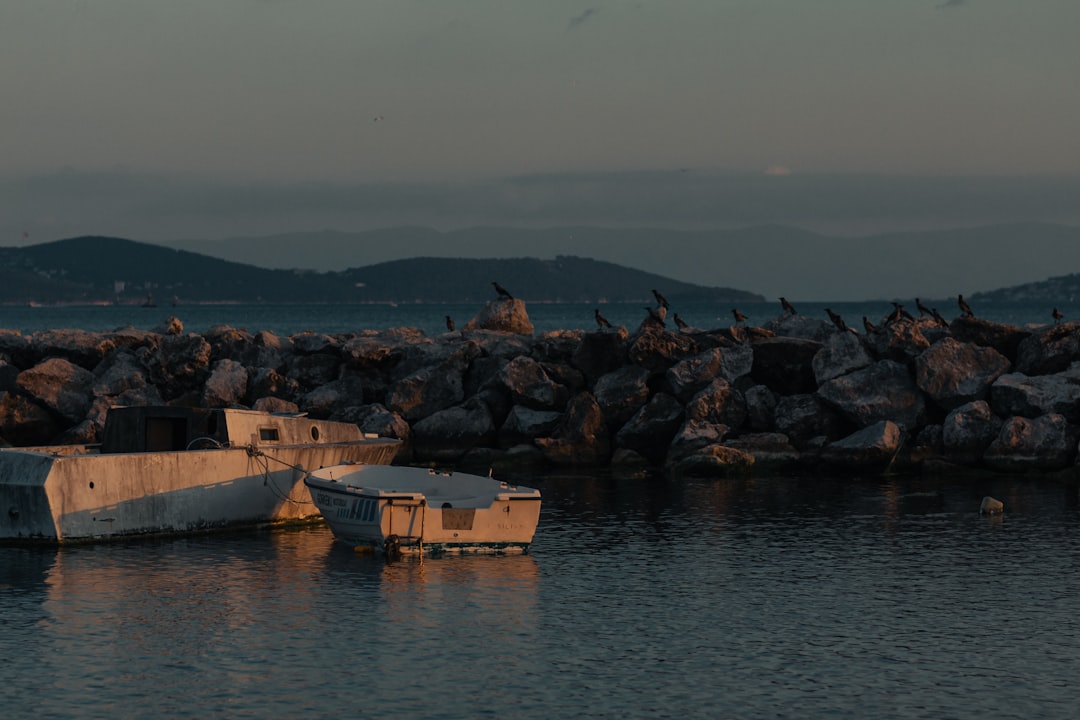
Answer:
[440,282,1069,335]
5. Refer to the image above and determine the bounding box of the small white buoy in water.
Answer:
[980,496,1004,515]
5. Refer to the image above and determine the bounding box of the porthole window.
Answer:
[310,426,320,441]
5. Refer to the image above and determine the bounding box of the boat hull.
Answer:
[0,440,400,543]
[305,465,541,555]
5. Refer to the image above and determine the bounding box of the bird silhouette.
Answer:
[445,315,455,332]
[732,308,748,324]
[1053,308,1064,324]
[958,294,974,318]
[652,289,670,309]
[644,306,666,327]
[931,308,949,327]
[915,298,932,317]
[888,302,914,324]
[825,308,848,332]
[674,313,689,330]
[862,316,877,334]
[492,281,514,300]
[595,308,613,328]
[780,297,797,315]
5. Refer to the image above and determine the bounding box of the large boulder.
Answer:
[763,314,833,341]
[751,337,822,395]
[614,393,685,465]
[813,331,874,385]
[26,329,121,370]
[498,356,567,411]
[915,337,1011,411]
[299,376,365,419]
[92,350,151,398]
[774,393,849,447]
[146,333,212,399]
[817,360,925,430]
[666,419,730,463]
[949,316,1030,363]
[990,363,1080,423]
[411,397,497,462]
[572,327,629,385]
[15,357,94,424]
[499,405,562,447]
[667,349,725,404]
[0,391,64,445]
[942,400,1002,465]
[669,444,755,477]
[202,359,249,408]
[463,299,534,334]
[983,414,1079,472]
[593,365,651,428]
[626,327,699,373]
[684,378,747,429]
[723,433,801,468]
[744,384,778,431]
[534,392,610,466]
[1015,321,1080,376]
[820,420,903,470]
[869,319,931,365]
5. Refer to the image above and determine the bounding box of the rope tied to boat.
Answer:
[243,445,311,506]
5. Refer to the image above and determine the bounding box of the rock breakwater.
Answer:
[3,300,1080,477]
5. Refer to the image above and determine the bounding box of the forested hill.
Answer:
[337,256,763,304]
[0,236,762,305]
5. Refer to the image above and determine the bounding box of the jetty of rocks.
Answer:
[3,300,1080,478]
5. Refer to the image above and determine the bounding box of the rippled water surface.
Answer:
[3,471,1080,719]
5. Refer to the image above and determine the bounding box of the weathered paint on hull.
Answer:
[306,468,541,555]
[0,440,400,543]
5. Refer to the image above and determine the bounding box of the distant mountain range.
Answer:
[0,236,762,305]
[161,222,1080,302]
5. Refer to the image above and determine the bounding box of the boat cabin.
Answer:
[98,406,366,453]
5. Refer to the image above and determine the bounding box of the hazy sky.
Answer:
[3,1,1079,268]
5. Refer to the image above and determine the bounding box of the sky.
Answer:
[2,0,1079,292]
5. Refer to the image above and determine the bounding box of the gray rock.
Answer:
[942,400,1002,465]
[499,405,562,446]
[387,362,465,422]
[667,348,725,404]
[534,391,610,466]
[685,378,747,429]
[285,352,341,388]
[247,367,302,403]
[667,419,730,463]
[411,397,497,462]
[870,319,930,364]
[300,377,365,419]
[252,397,301,414]
[763,314,833,341]
[949,316,1030,363]
[498,356,567,411]
[915,337,1011,411]
[1015,320,1080,376]
[744,384,778,431]
[722,433,800,468]
[983,413,1079,471]
[821,420,903,469]
[463,298,534,334]
[16,357,94,424]
[615,393,685,465]
[0,391,64,444]
[290,331,340,355]
[990,363,1080,423]
[669,444,755,477]
[751,337,822,395]
[774,393,849,447]
[626,327,699,373]
[572,327,629,384]
[202,359,249,408]
[593,365,651,428]
[93,350,150,397]
[818,360,925,430]
[813,331,874,385]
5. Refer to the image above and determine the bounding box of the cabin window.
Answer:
[310,426,320,441]
[259,427,280,442]
[146,417,187,451]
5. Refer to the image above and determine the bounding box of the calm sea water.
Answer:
[0,299,1068,338]
[3,470,1079,720]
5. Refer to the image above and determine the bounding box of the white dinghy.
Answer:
[305,464,541,555]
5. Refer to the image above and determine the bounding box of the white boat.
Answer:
[0,406,401,543]
[304,464,541,555]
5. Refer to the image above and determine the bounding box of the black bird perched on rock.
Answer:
[732,308,748,324]
[825,308,848,332]
[492,281,514,300]
[931,308,949,327]
[1053,307,1064,324]
[645,305,667,327]
[652,289,670,309]
[863,316,877,334]
[595,308,613,328]
[888,302,914,324]
[445,315,455,332]
[780,297,797,315]
[674,313,689,330]
[915,297,932,317]
[958,294,974,318]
